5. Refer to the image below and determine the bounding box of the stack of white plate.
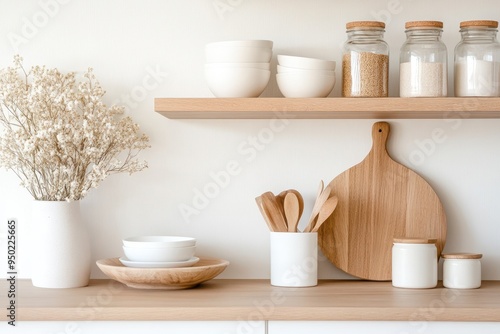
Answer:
[276,55,336,98]
[120,236,199,268]
[205,40,273,97]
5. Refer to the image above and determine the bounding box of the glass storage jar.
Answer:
[392,238,437,289]
[342,21,389,97]
[400,21,448,97]
[454,20,500,97]
[442,253,482,289]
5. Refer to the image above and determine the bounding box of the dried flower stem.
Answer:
[0,56,150,201]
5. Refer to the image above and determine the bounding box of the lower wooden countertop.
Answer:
[6,279,500,321]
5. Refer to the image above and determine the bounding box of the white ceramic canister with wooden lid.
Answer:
[442,253,482,289]
[392,238,438,289]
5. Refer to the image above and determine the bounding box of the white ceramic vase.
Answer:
[31,200,91,288]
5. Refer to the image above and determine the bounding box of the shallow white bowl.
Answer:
[277,55,336,71]
[206,62,271,70]
[206,40,273,49]
[123,245,196,262]
[123,236,196,248]
[119,256,200,268]
[277,65,335,74]
[276,72,336,98]
[205,67,270,97]
[206,45,272,63]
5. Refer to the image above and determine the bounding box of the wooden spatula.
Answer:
[304,185,331,232]
[261,192,288,232]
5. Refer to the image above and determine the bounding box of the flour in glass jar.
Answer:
[400,62,447,97]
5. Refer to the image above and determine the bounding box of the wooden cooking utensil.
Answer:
[288,189,304,219]
[284,192,300,232]
[312,196,338,232]
[255,196,276,232]
[317,180,324,198]
[304,185,332,233]
[318,122,447,281]
[277,189,304,220]
[261,192,288,232]
[275,191,287,220]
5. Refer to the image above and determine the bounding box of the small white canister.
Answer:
[442,253,482,289]
[392,238,438,289]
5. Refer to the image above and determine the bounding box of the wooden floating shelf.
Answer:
[154,97,500,119]
[10,279,500,321]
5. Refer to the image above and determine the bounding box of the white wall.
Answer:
[0,0,499,281]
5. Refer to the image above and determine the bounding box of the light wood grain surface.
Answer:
[154,97,500,119]
[5,279,500,321]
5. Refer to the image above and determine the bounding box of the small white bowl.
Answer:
[277,72,336,98]
[206,40,273,49]
[277,55,336,71]
[206,62,271,70]
[123,245,196,262]
[206,46,272,63]
[205,67,270,97]
[277,65,335,74]
[123,236,196,248]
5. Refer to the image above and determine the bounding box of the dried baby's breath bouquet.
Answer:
[0,56,150,201]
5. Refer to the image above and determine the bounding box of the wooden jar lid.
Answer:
[442,253,483,259]
[405,21,443,29]
[460,20,498,29]
[393,238,437,244]
[346,21,385,30]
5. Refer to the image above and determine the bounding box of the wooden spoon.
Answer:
[277,189,304,219]
[311,196,338,232]
[288,189,304,219]
[304,185,332,232]
[284,192,300,232]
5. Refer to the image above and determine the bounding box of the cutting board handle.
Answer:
[371,121,390,156]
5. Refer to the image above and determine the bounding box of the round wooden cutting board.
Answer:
[318,122,447,281]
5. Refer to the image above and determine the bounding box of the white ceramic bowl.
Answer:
[276,72,336,98]
[123,236,196,248]
[277,65,335,74]
[206,46,273,63]
[205,67,270,97]
[277,55,336,71]
[123,245,196,262]
[206,62,271,70]
[206,40,273,49]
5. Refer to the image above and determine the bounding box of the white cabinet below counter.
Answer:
[3,321,265,334]
[268,321,500,334]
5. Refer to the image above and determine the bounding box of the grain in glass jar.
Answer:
[442,253,482,289]
[342,21,389,97]
[399,21,447,97]
[392,238,437,289]
[454,20,500,97]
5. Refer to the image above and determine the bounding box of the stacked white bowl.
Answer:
[276,55,336,98]
[120,236,198,268]
[205,40,273,97]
